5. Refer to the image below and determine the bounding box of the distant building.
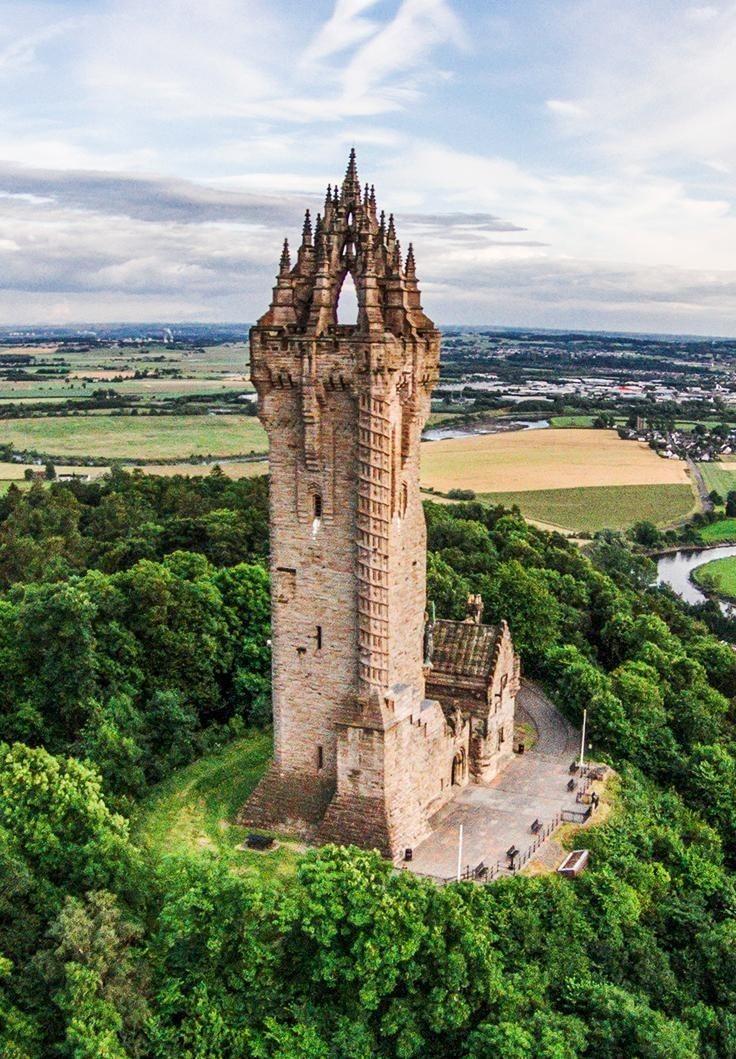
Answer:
[57,471,91,483]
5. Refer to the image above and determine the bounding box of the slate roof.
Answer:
[430,620,501,681]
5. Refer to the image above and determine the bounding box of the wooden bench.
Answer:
[567,778,577,792]
[530,818,542,834]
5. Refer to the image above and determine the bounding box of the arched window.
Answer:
[335,271,359,325]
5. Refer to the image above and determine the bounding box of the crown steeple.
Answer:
[258,150,435,337]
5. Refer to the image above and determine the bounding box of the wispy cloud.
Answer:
[0,0,734,333]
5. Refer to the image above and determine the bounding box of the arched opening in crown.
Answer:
[335,269,360,327]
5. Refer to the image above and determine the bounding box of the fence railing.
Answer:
[405,765,604,887]
[406,798,599,886]
[506,811,561,874]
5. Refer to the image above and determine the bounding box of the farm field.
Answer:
[696,461,736,499]
[132,459,268,478]
[0,413,268,460]
[0,341,253,401]
[419,428,691,494]
[699,518,736,543]
[0,460,268,490]
[692,556,736,601]
[0,461,115,479]
[0,480,31,496]
[477,484,696,533]
[132,732,300,883]
[550,415,596,428]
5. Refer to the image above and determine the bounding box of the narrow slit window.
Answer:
[313,493,323,518]
[316,625,322,650]
[317,745,324,770]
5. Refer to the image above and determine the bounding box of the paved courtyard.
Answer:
[407,681,584,880]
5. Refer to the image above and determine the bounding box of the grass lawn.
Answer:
[0,480,31,496]
[132,732,302,883]
[550,415,596,428]
[427,411,465,426]
[697,462,736,500]
[420,428,690,495]
[478,483,696,533]
[699,518,736,543]
[0,414,268,460]
[692,556,736,601]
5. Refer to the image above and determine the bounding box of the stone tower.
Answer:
[242,151,465,860]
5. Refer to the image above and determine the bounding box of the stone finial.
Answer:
[342,147,360,197]
[279,238,291,274]
[465,594,484,625]
[301,209,313,247]
[405,243,416,277]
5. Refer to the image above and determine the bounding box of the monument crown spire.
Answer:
[258,150,434,338]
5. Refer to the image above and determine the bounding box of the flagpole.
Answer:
[579,709,587,769]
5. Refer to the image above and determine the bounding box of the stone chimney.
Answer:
[465,594,484,625]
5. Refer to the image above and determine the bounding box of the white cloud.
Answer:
[545,99,586,118]
[545,0,736,171]
[685,5,719,21]
[0,0,734,333]
[302,0,381,63]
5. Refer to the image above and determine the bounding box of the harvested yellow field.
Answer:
[130,460,268,478]
[0,459,268,485]
[420,429,689,494]
[68,370,136,380]
[0,462,109,481]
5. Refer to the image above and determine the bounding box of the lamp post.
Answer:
[456,823,463,883]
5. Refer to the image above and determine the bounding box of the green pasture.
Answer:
[698,518,736,543]
[479,482,696,533]
[692,556,736,602]
[0,480,30,496]
[0,384,90,400]
[697,462,736,500]
[550,415,596,428]
[132,732,301,882]
[0,413,268,460]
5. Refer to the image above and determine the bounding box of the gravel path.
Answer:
[517,680,579,757]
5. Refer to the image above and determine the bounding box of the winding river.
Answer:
[423,418,549,442]
[657,544,736,611]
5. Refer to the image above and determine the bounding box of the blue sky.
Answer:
[1,0,736,333]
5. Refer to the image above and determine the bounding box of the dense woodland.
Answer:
[3,472,736,1056]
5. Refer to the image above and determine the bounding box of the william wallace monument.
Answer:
[242,151,519,861]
